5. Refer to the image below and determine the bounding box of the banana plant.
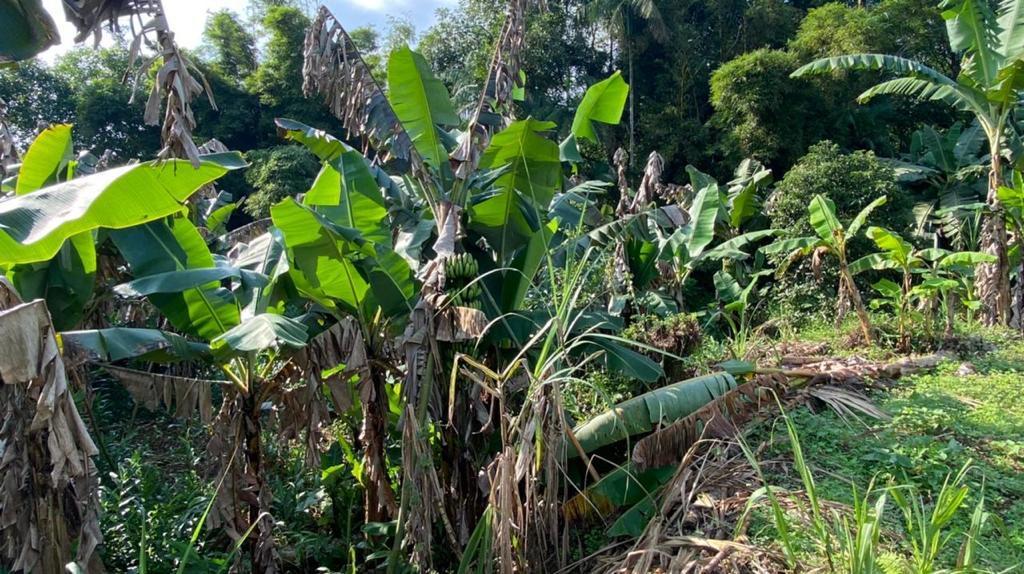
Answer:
[850,227,995,346]
[762,194,887,344]
[884,123,989,250]
[652,179,778,310]
[792,0,1024,325]
[712,270,769,359]
[0,124,244,329]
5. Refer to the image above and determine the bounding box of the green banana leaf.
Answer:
[16,123,72,194]
[113,267,258,298]
[0,153,244,265]
[387,46,459,168]
[61,328,211,363]
[571,372,739,455]
[570,70,629,144]
[470,119,562,261]
[111,216,241,342]
[684,183,721,258]
[7,232,95,331]
[5,124,95,330]
[211,313,308,358]
[272,198,372,318]
[563,463,674,528]
[305,150,391,246]
[808,195,842,242]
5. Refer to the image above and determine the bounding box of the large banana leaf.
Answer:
[865,226,913,267]
[999,0,1024,59]
[683,184,720,258]
[6,124,94,330]
[273,199,415,321]
[571,372,739,455]
[470,119,561,261]
[569,70,629,144]
[16,123,72,194]
[808,195,842,242]
[111,217,241,342]
[305,150,391,246]
[0,153,244,265]
[792,53,959,86]
[943,0,1002,85]
[563,463,674,528]
[387,46,459,168]
[0,0,59,63]
[847,196,888,238]
[61,328,211,363]
[113,267,254,297]
[478,118,561,208]
[275,117,407,205]
[272,198,371,318]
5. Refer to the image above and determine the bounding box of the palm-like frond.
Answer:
[856,77,980,113]
[998,0,1024,58]
[942,0,1003,85]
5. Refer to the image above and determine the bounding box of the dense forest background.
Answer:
[0,0,958,223]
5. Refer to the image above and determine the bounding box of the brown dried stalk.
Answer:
[0,278,102,574]
[302,6,418,174]
[451,0,533,179]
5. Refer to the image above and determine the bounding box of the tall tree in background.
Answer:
[793,0,1024,326]
[203,10,258,83]
[587,0,665,165]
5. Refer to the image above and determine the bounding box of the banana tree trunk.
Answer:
[840,263,874,344]
[978,145,1012,325]
[359,369,398,524]
[241,390,278,574]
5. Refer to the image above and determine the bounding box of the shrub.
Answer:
[767,141,909,237]
[242,145,320,219]
[709,49,825,171]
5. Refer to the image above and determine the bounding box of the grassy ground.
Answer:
[749,326,1024,571]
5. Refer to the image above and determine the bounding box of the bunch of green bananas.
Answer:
[443,253,483,309]
[444,253,479,280]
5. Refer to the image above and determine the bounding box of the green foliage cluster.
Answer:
[767,141,910,238]
[241,145,320,219]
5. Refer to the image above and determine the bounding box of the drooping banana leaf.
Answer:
[111,216,241,342]
[0,153,244,265]
[211,313,308,358]
[563,463,674,524]
[61,328,211,363]
[113,266,260,298]
[570,372,739,456]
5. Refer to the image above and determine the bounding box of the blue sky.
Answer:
[38,0,456,61]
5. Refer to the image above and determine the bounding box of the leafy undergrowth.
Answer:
[748,327,1024,571]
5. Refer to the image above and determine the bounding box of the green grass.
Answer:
[750,327,1024,571]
